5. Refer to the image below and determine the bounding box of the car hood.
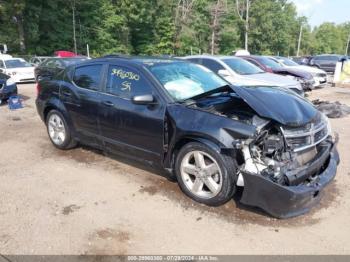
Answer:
[273,67,313,79]
[230,85,317,126]
[226,73,300,88]
[289,65,326,74]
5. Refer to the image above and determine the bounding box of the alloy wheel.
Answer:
[180,150,223,199]
[48,113,66,146]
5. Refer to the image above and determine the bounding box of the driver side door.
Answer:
[98,64,165,165]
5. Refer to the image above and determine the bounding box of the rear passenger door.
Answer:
[98,64,165,164]
[60,64,104,146]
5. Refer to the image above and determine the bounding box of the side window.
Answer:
[106,65,152,99]
[186,58,201,64]
[247,59,261,68]
[0,60,4,68]
[201,59,225,73]
[330,56,340,61]
[73,64,102,91]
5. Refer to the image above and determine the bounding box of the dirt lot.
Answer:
[1,84,350,255]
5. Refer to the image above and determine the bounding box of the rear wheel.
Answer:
[46,110,77,150]
[175,142,236,206]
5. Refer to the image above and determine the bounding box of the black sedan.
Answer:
[34,57,87,81]
[36,56,339,218]
[0,72,17,103]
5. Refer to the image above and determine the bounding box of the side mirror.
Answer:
[218,69,231,78]
[132,94,156,105]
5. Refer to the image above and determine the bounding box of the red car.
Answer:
[54,51,77,58]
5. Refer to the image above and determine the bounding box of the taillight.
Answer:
[36,82,41,96]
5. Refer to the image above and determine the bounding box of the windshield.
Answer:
[279,57,299,66]
[149,62,228,101]
[222,58,265,75]
[258,57,283,69]
[5,59,32,68]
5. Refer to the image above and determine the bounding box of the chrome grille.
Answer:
[281,113,329,152]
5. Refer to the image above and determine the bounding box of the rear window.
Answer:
[73,64,102,90]
[4,59,32,68]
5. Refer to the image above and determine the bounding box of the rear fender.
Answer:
[43,98,77,137]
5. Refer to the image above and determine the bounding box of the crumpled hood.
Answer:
[274,67,313,80]
[289,65,326,75]
[231,85,317,126]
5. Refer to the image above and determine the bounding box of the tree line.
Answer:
[0,0,349,57]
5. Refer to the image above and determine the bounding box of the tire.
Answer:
[46,110,77,150]
[175,142,237,206]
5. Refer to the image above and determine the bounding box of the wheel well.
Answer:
[170,138,195,168]
[170,137,223,169]
[43,106,56,122]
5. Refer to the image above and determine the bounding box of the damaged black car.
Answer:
[35,56,339,218]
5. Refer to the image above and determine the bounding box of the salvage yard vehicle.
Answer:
[309,55,348,73]
[0,57,35,83]
[270,56,328,88]
[238,55,315,91]
[184,55,304,95]
[0,72,17,103]
[34,57,87,81]
[36,56,339,218]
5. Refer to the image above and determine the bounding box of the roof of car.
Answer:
[91,55,186,67]
[184,55,242,61]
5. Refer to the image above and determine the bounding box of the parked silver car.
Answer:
[184,55,304,95]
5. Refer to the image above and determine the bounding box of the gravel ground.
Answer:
[1,84,350,255]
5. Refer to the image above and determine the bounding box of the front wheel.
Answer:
[175,142,237,206]
[46,110,77,150]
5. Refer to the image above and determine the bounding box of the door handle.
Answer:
[102,101,114,107]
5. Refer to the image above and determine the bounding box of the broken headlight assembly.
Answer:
[239,112,332,187]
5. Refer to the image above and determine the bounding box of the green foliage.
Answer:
[0,0,349,56]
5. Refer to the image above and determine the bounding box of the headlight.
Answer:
[6,77,16,86]
[285,75,298,81]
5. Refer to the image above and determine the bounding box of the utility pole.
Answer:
[72,0,77,54]
[236,0,250,51]
[297,24,303,57]
[245,0,249,51]
[86,44,90,58]
[345,32,350,56]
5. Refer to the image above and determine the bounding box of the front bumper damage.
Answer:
[239,138,339,218]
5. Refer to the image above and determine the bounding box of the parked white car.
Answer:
[270,56,328,88]
[0,56,35,83]
[184,55,304,95]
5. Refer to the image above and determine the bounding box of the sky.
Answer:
[291,0,350,27]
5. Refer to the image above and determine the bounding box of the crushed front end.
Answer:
[237,112,339,218]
